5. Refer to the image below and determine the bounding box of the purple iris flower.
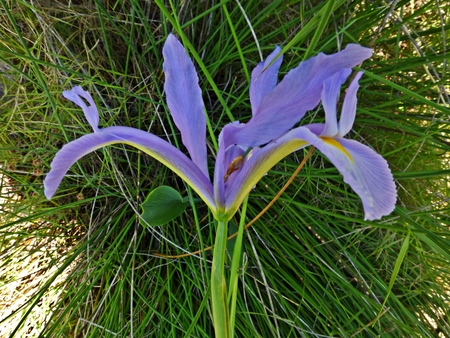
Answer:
[44,34,395,221]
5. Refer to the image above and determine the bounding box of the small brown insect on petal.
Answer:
[224,156,244,183]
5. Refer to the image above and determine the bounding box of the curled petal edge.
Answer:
[62,86,100,132]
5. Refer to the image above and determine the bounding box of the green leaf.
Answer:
[139,186,190,226]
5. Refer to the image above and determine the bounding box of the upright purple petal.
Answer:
[250,46,283,115]
[320,69,351,136]
[213,133,227,209]
[63,86,100,132]
[222,145,245,187]
[213,131,249,213]
[223,44,372,149]
[163,34,208,177]
[213,128,246,210]
[338,72,363,137]
[44,126,215,211]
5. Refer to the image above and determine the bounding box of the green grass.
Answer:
[1,0,449,336]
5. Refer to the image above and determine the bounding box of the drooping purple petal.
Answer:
[44,126,215,211]
[285,127,396,220]
[222,44,372,149]
[337,137,396,220]
[224,125,396,220]
[163,34,208,177]
[62,86,100,132]
[338,72,363,137]
[250,46,283,115]
[320,69,351,136]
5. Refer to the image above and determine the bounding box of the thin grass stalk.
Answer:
[228,196,249,337]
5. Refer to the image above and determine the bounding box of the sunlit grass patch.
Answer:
[0,170,83,337]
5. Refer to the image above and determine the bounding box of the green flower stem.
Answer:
[211,219,230,338]
[228,196,249,338]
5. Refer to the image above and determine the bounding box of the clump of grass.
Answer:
[1,0,449,336]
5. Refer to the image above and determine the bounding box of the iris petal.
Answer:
[320,69,351,136]
[163,34,208,177]
[286,127,396,220]
[44,126,215,211]
[222,145,245,188]
[213,132,227,208]
[224,130,309,219]
[250,46,283,115]
[337,137,396,220]
[213,130,246,210]
[222,44,372,149]
[225,125,396,220]
[62,86,100,132]
[338,72,363,137]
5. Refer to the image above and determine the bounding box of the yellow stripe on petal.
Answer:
[320,137,354,162]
